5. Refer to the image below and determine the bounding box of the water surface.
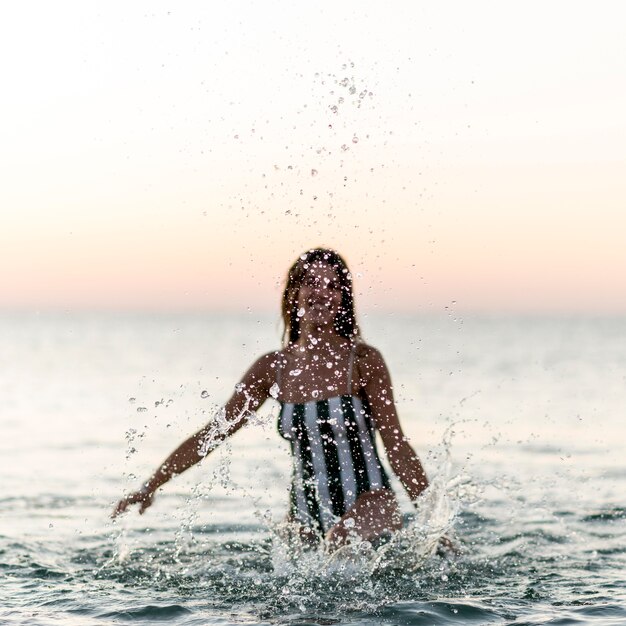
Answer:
[1,312,624,625]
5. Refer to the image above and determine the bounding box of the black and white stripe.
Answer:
[278,394,391,533]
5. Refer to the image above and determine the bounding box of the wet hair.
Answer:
[282,248,360,346]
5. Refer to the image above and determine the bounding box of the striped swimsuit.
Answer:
[277,347,391,534]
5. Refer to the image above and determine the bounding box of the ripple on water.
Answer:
[581,508,626,523]
[508,603,626,626]
[573,603,626,620]
[3,469,626,626]
[98,604,194,621]
[375,599,504,624]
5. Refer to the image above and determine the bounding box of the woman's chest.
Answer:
[278,395,370,442]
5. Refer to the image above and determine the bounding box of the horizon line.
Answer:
[1,305,625,319]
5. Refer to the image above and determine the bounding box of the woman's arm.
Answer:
[111,351,278,517]
[358,345,429,502]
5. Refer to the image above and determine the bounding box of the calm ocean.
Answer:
[1,311,625,625]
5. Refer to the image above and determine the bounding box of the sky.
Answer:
[1,1,625,314]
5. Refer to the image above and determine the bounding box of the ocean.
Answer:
[1,311,625,625]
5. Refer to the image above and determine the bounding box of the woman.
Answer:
[113,248,430,548]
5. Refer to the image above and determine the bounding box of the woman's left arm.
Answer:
[358,345,429,502]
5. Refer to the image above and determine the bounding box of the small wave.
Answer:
[582,508,626,523]
[98,604,193,620]
[497,529,569,545]
[25,562,68,580]
[0,494,93,510]
[185,522,265,535]
[518,443,599,456]
[377,600,503,624]
[569,603,626,623]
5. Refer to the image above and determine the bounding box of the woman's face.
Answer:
[296,262,343,329]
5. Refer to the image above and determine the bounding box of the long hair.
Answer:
[281,248,360,346]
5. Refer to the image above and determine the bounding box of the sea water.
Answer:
[1,311,625,625]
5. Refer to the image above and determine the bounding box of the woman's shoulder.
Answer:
[252,349,285,368]
[243,350,283,382]
[354,341,384,361]
[354,341,389,380]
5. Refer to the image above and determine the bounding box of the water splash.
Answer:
[111,397,468,608]
[269,382,280,399]
[198,387,257,457]
[266,465,461,581]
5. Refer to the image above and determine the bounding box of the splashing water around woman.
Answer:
[112,248,457,565]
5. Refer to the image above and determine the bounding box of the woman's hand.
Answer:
[111,489,154,518]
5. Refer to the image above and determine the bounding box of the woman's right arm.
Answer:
[111,351,278,518]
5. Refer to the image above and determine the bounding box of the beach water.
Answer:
[1,311,625,625]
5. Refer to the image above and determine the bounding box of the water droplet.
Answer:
[326,362,333,368]
[311,169,318,176]
[201,390,210,399]
[311,390,320,399]
[297,307,305,318]
[128,397,136,404]
[352,135,359,144]
[343,517,355,528]
[269,383,280,399]
[137,407,147,413]
[289,369,302,377]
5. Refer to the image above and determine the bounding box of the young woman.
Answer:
[112,248,430,548]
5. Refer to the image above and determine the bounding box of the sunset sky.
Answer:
[1,2,625,313]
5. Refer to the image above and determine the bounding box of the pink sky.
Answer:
[1,3,625,314]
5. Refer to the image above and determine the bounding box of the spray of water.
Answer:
[266,426,465,580]
[109,389,473,601]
